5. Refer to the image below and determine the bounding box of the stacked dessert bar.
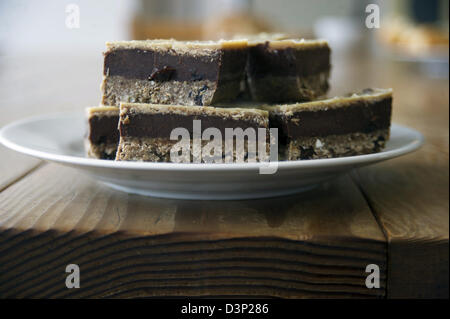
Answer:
[86,36,392,162]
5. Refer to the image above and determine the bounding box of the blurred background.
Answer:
[0,0,448,124]
[1,0,448,55]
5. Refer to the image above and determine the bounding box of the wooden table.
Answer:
[0,53,448,298]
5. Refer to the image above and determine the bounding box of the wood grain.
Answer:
[354,144,448,298]
[0,145,41,192]
[0,165,386,298]
[0,50,448,298]
[351,57,449,298]
[0,55,99,192]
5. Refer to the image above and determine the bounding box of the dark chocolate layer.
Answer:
[277,98,392,138]
[247,43,331,77]
[104,48,247,82]
[120,113,265,138]
[88,115,120,144]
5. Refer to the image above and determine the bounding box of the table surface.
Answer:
[0,51,448,298]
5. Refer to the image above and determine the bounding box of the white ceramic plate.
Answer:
[0,112,424,200]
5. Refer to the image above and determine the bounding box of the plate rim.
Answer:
[0,111,425,172]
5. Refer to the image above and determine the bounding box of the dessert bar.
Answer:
[101,39,248,107]
[85,106,120,160]
[116,103,269,163]
[267,88,392,160]
[246,39,331,103]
